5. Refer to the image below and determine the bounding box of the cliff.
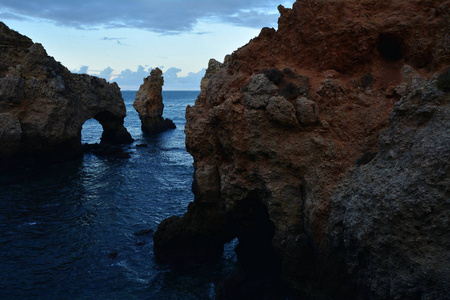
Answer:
[133,68,175,133]
[328,77,449,299]
[154,0,449,298]
[0,22,133,168]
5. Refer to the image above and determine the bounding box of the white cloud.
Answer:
[0,0,289,34]
[94,66,204,90]
[111,65,153,90]
[99,67,113,80]
[163,68,205,91]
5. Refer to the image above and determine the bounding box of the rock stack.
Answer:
[133,68,175,133]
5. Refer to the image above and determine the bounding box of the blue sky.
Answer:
[1,0,293,90]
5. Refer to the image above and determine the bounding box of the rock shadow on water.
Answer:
[82,143,131,159]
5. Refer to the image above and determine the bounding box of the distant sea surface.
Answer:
[0,91,236,299]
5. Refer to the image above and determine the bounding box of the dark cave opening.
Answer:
[233,199,279,273]
[216,198,288,299]
[377,33,405,61]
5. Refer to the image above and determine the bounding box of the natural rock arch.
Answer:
[80,111,132,144]
[88,110,132,145]
[0,23,133,168]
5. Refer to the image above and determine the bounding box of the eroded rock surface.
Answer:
[154,0,449,298]
[133,68,175,133]
[0,22,133,168]
[328,79,450,299]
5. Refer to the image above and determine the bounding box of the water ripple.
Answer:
[0,91,237,299]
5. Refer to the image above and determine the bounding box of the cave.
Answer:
[216,198,288,299]
[230,198,280,273]
[377,33,405,61]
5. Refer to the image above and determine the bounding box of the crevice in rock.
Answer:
[377,33,405,61]
[356,152,378,166]
[260,67,310,100]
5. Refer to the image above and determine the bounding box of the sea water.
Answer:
[0,91,236,299]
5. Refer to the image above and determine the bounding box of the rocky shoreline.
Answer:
[0,24,177,168]
[1,0,449,298]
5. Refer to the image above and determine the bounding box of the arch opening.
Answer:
[377,33,405,61]
[93,111,134,144]
[81,118,103,144]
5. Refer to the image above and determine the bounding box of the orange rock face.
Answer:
[154,0,449,298]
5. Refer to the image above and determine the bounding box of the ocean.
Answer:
[0,91,237,299]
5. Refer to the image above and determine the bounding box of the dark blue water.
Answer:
[0,91,236,299]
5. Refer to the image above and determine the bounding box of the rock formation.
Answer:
[328,77,450,299]
[133,68,175,133]
[0,22,133,168]
[154,0,449,298]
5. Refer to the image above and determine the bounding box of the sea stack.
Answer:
[154,0,449,299]
[0,22,133,168]
[133,68,175,133]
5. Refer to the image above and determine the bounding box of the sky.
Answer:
[0,0,294,90]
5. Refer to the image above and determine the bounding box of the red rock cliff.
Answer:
[154,0,449,298]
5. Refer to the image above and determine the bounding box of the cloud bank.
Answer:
[113,66,154,90]
[0,0,288,34]
[76,66,204,90]
[163,68,205,91]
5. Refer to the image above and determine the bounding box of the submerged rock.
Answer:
[135,143,148,148]
[107,252,119,259]
[135,241,146,246]
[0,22,133,168]
[154,0,449,298]
[133,68,175,133]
